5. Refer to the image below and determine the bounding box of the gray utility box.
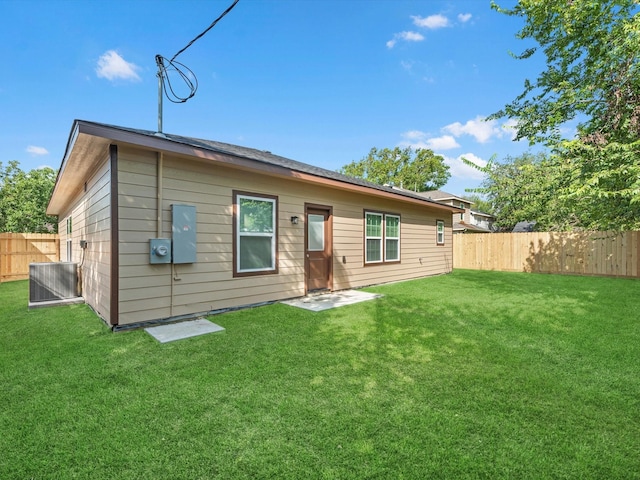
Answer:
[29,262,78,303]
[150,238,172,264]
[172,204,197,264]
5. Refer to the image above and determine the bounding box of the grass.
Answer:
[1,270,639,479]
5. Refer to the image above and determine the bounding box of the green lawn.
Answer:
[1,270,639,479]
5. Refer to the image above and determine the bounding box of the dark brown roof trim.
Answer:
[109,144,119,327]
[69,120,463,214]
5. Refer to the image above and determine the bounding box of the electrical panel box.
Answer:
[150,238,172,264]
[172,204,197,264]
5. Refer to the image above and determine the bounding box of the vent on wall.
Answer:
[29,262,79,303]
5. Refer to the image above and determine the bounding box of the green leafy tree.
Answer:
[465,152,574,231]
[338,147,450,192]
[491,0,640,145]
[490,0,640,230]
[560,139,640,231]
[0,161,58,233]
[461,194,493,215]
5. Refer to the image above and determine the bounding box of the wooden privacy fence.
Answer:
[453,231,640,278]
[0,233,60,282]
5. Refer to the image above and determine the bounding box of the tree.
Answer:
[0,161,58,233]
[559,139,640,231]
[490,0,640,231]
[465,152,574,231]
[338,147,450,192]
[461,194,493,215]
[491,0,640,145]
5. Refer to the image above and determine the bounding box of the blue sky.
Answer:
[0,0,546,196]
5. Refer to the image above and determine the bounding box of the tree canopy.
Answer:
[488,0,640,231]
[338,147,450,192]
[491,0,640,146]
[0,161,58,233]
[465,152,568,231]
[461,194,493,216]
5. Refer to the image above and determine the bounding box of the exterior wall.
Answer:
[438,198,470,224]
[460,202,472,224]
[57,157,111,322]
[471,212,493,230]
[116,147,454,326]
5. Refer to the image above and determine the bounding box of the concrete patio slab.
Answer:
[282,290,382,312]
[145,318,225,343]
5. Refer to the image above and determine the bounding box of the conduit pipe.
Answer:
[157,152,163,238]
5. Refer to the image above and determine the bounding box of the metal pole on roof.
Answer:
[155,55,163,134]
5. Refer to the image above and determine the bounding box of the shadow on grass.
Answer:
[2,273,639,479]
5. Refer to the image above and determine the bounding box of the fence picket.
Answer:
[0,233,60,282]
[453,231,639,278]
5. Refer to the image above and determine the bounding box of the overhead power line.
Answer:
[155,0,240,132]
[171,0,240,62]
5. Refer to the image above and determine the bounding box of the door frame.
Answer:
[304,203,333,294]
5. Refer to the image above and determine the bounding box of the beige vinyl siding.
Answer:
[116,146,454,325]
[57,157,111,322]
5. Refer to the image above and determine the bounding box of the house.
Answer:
[46,120,463,329]
[417,190,495,233]
[469,209,496,232]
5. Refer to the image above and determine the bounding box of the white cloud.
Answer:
[399,131,459,151]
[397,129,489,183]
[443,153,487,181]
[400,60,414,71]
[96,50,141,82]
[400,31,424,42]
[401,130,427,141]
[387,31,425,49]
[443,116,504,143]
[502,119,519,140]
[411,14,450,29]
[425,135,460,150]
[458,13,472,23]
[26,145,49,156]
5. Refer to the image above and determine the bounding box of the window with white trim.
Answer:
[66,217,72,261]
[234,192,278,275]
[365,211,401,264]
[385,214,400,261]
[436,220,445,245]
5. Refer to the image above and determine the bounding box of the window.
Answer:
[460,202,465,220]
[234,192,278,276]
[365,212,383,263]
[66,217,72,261]
[385,214,400,261]
[365,211,400,264]
[307,214,325,251]
[436,220,445,245]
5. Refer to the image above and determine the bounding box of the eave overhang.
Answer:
[48,120,464,216]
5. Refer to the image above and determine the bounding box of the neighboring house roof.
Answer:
[48,120,465,216]
[418,190,472,205]
[512,221,537,232]
[470,210,495,219]
[453,221,492,233]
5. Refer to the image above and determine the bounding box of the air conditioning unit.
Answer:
[29,262,79,303]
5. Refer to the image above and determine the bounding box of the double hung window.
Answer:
[365,211,400,264]
[66,217,72,261]
[436,220,445,245]
[234,192,278,276]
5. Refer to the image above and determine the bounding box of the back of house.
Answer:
[47,120,462,329]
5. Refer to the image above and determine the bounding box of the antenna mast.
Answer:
[155,55,164,134]
[153,0,240,134]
